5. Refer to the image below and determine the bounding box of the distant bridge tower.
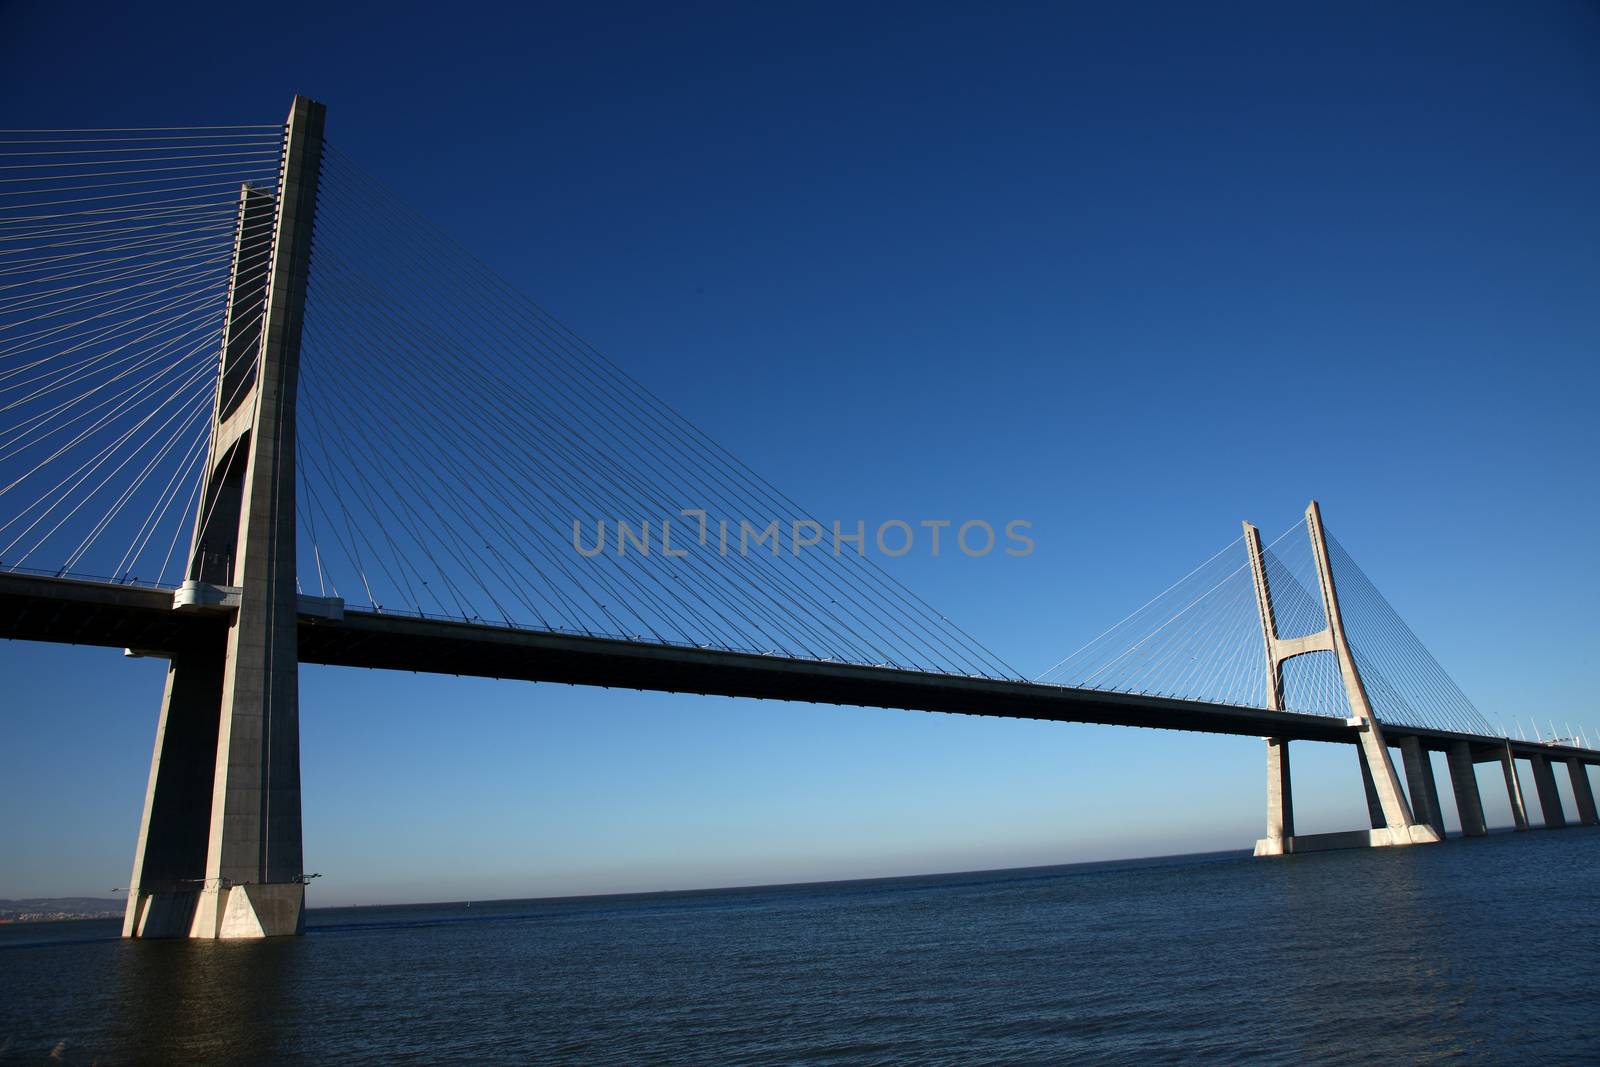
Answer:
[1244,501,1442,855]
[122,97,325,938]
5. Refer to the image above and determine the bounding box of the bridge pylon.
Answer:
[122,97,324,938]
[1245,501,1442,856]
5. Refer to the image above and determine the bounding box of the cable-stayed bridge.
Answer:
[2,98,1594,940]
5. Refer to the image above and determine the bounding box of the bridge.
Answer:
[2,97,1595,939]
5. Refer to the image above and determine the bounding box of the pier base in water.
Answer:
[196,883,306,939]
[1254,825,1443,856]
[127,883,304,939]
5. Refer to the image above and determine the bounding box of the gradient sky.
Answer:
[2,2,1597,904]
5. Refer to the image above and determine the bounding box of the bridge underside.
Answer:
[0,572,1361,740]
[3,573,1591,769]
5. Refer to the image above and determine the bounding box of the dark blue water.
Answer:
[4,830,1598,1064]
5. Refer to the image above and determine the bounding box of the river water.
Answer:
[3,829,1597,1064]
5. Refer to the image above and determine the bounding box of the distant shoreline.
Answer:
[0,899,123,924]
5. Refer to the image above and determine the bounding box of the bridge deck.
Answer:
[2,572,1591,764]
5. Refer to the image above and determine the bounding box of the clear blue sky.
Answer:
[2,2,1596,903]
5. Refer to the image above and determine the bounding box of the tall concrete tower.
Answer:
[1245,501,1440,856]
[122,96,324,938]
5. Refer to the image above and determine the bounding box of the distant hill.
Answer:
[0,898,123,922]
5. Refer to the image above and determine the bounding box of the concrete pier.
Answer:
[1253,737,1294,856]
[1566,759,1599,826]
[1447,741,1487,837]
[1530,754,1567,829]
[1357,748,1387,830]
[1500,745,1531,831]
[1400,737,1446,838]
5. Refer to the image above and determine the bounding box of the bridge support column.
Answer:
[1253,738,1294,856]
[1565,759,1599,826]
[1399,737,1446,839]
[122,645,225,937]
[1529,754,1567,829]
[1500,745,1530,831]
[122,97,324,940]
[1351,734,1434,844]
[1447,741,1487,837]
[1357,748,1386,830]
